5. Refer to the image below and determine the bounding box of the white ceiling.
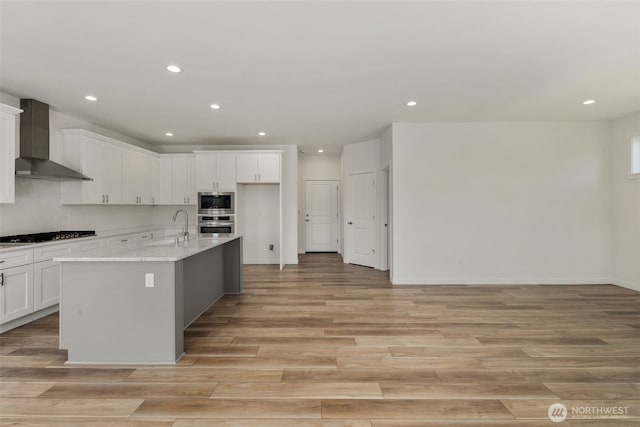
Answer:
[1,1,639,153]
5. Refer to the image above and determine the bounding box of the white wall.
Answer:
[241,184,280,264]
[0,91,158,235]
[610,112,640,291]
[298,153,341,253]
[391,122,611,284]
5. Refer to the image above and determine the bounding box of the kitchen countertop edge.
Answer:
[54,234,242,262]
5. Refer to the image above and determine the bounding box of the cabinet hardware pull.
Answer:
[106,194,109,203]
[0,272,4,287]
[102,194,105,203]
[0,260,4,263]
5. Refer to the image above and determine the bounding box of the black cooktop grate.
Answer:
[0,230,96,243]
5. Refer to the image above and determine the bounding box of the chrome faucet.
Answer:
[172,209,189,241]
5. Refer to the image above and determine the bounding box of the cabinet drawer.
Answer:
[0,248,34,270]
[137,232,153,242]
[105,235,139,247]
[34,243,74,263]
[73,239,105,252]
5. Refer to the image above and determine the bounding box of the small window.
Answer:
[632,137,640,175]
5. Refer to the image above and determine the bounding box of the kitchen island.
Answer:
[55,235,242,364]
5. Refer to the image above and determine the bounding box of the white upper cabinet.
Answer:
[61,131,123,205]
[195,152,236,191]
[257,153,281,183]
[152,156,173,205]
[122,148,153,205]
[0,104,22,204]
[102,142,123,204]
[170,155,196,205]
[236,153,280,183]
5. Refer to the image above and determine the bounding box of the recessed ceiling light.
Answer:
[84,95,98,102]
[165,132,173,137]
[582,99,596,105]
[318,149,324,153]
[210,104,221,110]
[166,65,181,73]
[406,100,417,107]
[258,132,266,136]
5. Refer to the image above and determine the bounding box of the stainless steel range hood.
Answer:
[15,99,92,181]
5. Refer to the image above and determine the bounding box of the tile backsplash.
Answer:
[0,178,196,236]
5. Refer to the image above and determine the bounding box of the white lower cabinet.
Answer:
[0,264,34,324]
[0,230,168,330]
[106,235,139,247]
[34,260,60,311]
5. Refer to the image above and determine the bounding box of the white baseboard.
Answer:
[611,278,640,292]
[392,277,612,285]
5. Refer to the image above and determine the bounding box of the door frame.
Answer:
[302,178,341,254]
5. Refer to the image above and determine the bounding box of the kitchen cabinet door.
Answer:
[0,264,34,324]
[188,157,197,204]
[196,155,217,191]
[102,142,123,204]
[34,260,60,311]
[152,157,173,205]
[236,153,258,183]
[0,105,20,204]
[196,153,236,191]
[217,153,236,190]
[122,149,142,204]
[139,153,153,204]
[171,157,192,205]
[257,154,280,183]
[81,136,105,204]
[122,149,152,204]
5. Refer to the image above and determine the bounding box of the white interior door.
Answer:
[304,180,338,252]
[346,172,376,267]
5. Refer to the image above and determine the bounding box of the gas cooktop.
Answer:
[0,230,96,244]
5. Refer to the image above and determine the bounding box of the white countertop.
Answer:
[54,234,242,262]
[0,225,194,253]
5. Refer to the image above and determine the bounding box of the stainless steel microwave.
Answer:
[198,192,234,215]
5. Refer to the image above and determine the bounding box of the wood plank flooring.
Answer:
[1,253,639,425]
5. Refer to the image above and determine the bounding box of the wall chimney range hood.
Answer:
[15,99,92,181]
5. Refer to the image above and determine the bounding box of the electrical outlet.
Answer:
[145,273,154,288]
[269,244,274,251]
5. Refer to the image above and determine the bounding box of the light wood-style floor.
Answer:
[0,253,638,426]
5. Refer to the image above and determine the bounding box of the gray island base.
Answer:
[56,236,243,364]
